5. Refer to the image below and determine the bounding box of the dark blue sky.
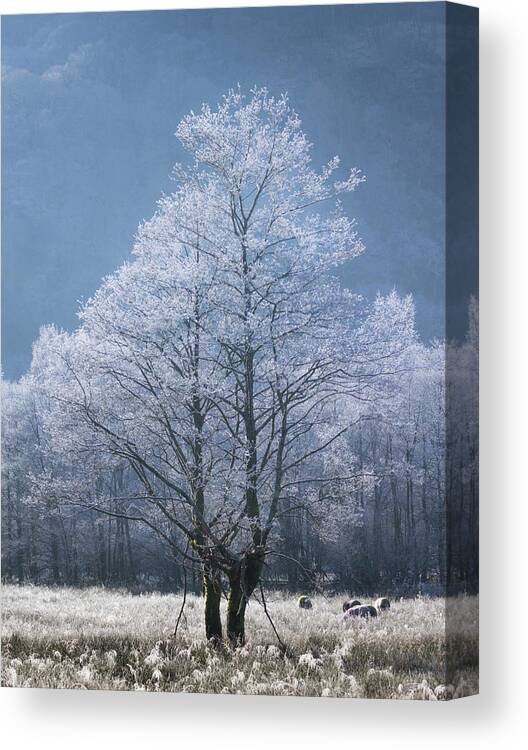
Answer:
[2,2,450,380]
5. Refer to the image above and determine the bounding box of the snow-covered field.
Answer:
[1,585,478,699]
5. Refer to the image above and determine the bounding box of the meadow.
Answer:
[1,585,478,699]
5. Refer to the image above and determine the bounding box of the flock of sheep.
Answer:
[298,595,391,621]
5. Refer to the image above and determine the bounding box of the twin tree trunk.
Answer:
[202,552,264,645]
[226,551,264,645]
[196,231,265,646]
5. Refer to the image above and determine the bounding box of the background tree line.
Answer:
[1,310,478,597]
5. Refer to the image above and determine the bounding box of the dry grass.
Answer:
[1,584,478,699]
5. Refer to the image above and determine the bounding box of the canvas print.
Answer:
[1,2,478,699]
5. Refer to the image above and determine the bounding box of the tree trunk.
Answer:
[203,570,223,642]
[124,516,135,583]
[227,571,246,645]
[226,552,263,645]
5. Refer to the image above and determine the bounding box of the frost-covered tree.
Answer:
[5,88,422,641]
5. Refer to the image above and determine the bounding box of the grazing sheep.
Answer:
[298,595,313,610]
[375,597,391,611]
[361,604,378,618]
[342,599,362,613]
[343,604,377,621]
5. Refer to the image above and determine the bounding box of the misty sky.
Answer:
[2,2,457,380]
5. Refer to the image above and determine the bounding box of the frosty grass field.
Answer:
[1,585,478,699]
